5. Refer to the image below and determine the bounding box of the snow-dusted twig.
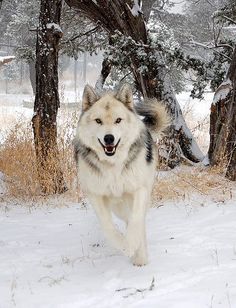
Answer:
[222,15,236,25]
[116,277,155,298]
[190,40,232,61]
[38,275,67,286]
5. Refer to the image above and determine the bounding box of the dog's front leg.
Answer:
[126,188,148,266]
[88,195,127,253]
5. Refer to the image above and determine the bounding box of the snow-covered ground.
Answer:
[1,196,236,308]
[177,91,213,117]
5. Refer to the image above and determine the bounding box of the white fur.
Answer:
[75,85,159,266]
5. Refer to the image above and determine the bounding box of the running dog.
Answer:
[74,84,169,266]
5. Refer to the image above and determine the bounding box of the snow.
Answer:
[1,197,236,308]
[202,155,210,166]
[177,91,213,117]
[223,26,236,31]
[0,56,15,65]
[129,0,142,17]
[212,79,232,105]
[46,23,62,33]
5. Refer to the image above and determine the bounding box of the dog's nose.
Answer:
[104,134,115,145]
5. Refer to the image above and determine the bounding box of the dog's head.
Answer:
[77,84,141,161]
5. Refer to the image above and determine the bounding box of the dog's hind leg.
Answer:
[88,195,127,253]
[125,188,149,266]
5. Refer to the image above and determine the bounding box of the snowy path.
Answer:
[1,200,236,308]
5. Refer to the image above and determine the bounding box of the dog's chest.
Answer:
[100,170,134,197]
[78,160,141,197]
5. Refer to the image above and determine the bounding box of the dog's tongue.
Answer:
[105,146,114,153]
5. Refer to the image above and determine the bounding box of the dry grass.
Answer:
[0,109,80,202]
[152,165,234,205]
[0,122,39,199]
[151,99,236,205]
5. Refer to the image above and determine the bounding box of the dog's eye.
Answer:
[95,118,102,124]
[115,118,122,124]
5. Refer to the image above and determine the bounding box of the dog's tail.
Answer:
[135,99,171,139]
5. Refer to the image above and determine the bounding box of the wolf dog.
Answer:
[74,84,169,266]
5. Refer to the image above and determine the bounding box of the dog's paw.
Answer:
[132,252,148,266]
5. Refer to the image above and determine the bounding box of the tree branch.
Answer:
[62,25,101,43]
[190,40,232,61]
[222,15,236,25]
[65,0,147,43]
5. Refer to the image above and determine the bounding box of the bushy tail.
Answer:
[135,99,171,139]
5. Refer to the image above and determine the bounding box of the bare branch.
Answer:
[62,25,101,43]
[190,40,232,61]
[222,15,236,25]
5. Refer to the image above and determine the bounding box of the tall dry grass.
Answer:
[152,165,234,205]
[0,109,80,201]
[0,122,38,198]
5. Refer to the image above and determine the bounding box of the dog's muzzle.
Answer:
[98,136,121,156]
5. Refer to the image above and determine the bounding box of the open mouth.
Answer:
[98,138,121,156]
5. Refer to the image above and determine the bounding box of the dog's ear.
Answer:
[116,84,134,110]
[82,85,99,111]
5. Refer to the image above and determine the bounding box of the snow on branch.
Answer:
[222,15,236,25]
[0,56,15,67]
[46,23,63,33]
[212,79,232,105]
[223,26,236,31]
[127,0,142,17]
[190,40,232,61]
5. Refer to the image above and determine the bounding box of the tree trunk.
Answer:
[208,45,236,180]
[65,0,204,166]
[32,0,67,194]
[95,57,112,92]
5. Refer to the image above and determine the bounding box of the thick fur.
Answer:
[74,83,169,266]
